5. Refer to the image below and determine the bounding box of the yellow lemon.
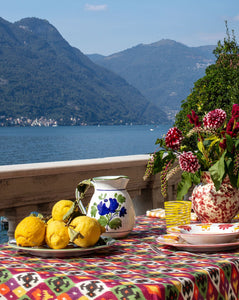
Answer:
[47,218,54,225]
[15,216,46,247]
[51,200,73,221]
[45,220,70,249]
[69,216,104,248]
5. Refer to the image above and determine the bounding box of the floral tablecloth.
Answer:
[1,215,239,299]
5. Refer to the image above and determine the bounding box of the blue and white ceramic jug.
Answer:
[82,176,136,238]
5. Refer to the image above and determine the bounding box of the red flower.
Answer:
[179,151,200,173]
[165,127,183,150]
[226,118,239,137]
[220,117,239,150]
[219,138,227,150]
[203,109,226,130]
[232,104,239,119]
[226,118,234,136]
[187,110,201,127]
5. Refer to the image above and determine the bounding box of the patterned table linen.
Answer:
[0,216,239,299]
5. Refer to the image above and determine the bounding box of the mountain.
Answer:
[0,17,168,126]
[88,39,216,120]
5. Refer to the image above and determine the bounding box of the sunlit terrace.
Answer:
[0,154,180,241]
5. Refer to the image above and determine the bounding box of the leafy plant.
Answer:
[144,105,239,200]
[175,22,239,135]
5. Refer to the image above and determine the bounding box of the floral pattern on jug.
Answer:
[90,193,127,231]
[86,175,136,238]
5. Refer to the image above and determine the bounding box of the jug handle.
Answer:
[75,179,93,214]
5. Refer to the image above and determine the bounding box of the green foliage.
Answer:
[145,103,239,199]
[209,151,226,191]
[89,40,216,114]
[176,172,200,200]
[175,22,239,134]
[0,17,166,125]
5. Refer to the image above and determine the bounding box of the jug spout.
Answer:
[92,175,129,190]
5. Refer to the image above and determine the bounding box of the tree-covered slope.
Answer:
[88,40,215,119]
[0,17,168,125]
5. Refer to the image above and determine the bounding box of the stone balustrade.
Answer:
[0,154,180,241]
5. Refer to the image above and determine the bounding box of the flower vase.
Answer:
[191,172,239,223]
[86,176,136,238]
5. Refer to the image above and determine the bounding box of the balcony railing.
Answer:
[0,154,180,241]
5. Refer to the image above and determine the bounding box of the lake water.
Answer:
[0,124,171,243]
[0,228,8,244]
[0,124,171,165]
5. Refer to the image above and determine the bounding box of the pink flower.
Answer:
[203,109,226,130]
[165,127,183,150]
[187,110,201,127]
[179,151,200,173]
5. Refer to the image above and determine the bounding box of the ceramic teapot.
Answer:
[76,176,136,238]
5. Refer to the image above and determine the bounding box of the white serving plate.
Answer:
[8,238,115,258]
[167,223,239,245]
[157,234,239,253]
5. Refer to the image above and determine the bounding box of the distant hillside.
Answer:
[88,39,216,120]
[0,17,168,126]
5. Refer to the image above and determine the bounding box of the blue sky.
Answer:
[1,0,239,55]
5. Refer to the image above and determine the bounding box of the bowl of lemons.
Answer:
[11,199,114,258]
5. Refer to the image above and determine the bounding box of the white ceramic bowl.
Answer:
[167,223,239,245]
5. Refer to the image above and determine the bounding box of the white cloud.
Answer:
[84,4,108,11]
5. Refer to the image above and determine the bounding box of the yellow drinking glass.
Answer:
[164,200,191,230]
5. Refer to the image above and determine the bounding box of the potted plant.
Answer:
[144,104,239,222]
